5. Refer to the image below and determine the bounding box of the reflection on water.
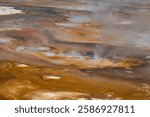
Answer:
[17,46,50,52]
[0,0,150,100]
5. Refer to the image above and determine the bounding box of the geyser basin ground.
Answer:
[0,0,149,100]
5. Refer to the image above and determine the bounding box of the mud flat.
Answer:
[0,0,150,100]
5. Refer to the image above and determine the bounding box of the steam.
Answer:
[85,0,150,60]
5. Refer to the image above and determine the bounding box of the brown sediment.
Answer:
[53,23,102,43]
[0,61,150,100]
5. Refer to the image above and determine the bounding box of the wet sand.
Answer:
[0,0,150,100]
